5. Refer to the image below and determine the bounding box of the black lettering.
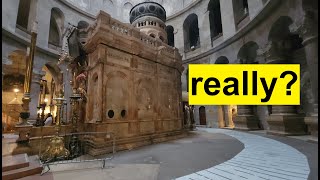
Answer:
[192,77,203,95]
[252,71,257,95]
[260,78,277,102]
[243,71,248,95]
[204,78,220,95]
[223,78,239,95]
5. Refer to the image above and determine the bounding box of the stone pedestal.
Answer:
[267,106,307,136]
[12,125,33,155]
[234,105,260,130]
[305,115,318,143]
[305,103,318,143]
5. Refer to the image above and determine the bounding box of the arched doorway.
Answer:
[183,13,200,51]
[2,50,27,132]
[166,25,175,47]
[199,106,206,125]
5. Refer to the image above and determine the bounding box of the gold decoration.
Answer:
[40,93,69,163]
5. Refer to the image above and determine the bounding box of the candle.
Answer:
[31,21,38,33]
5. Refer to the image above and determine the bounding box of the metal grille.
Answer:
[38,131,116,175]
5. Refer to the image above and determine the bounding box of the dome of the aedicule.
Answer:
[129,1,166,23]
[64,0,197,23]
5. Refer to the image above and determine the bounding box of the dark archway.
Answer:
[166,25,174,47]
[215,56,229,64]
[208,0,223,42]
[183,14,200,51]
[268,16,304,62]
[237,41,259,64]
[199,106,206,125]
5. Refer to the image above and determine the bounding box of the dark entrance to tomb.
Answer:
[199,106,206,125]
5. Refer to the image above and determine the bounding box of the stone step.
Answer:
[2,155,43,180]
[2,164,43,180]
[2,154,29,172]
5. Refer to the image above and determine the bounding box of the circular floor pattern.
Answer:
[176,128,310,180]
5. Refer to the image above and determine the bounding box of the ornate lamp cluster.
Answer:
[40,92,70,163]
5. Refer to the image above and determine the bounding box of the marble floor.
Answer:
[177,128,312,180]
[2,128,318,180]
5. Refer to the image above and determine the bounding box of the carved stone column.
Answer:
[29,72,45,119]
[263,43,307,136]
[299,11,318,142]
[234,105,260,130]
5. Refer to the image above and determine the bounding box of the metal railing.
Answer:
[38,131,116,175]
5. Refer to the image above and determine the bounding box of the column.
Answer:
[29,73,44,119]
[199,11,211,49]
[219,0,236,39]
[299,12,318,142]
[234,105,260,130]
[263,43,307,136]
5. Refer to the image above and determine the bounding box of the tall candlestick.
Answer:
[42,80,46,104]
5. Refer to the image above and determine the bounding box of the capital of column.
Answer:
[31,72,46,84]
[298,13,318,46]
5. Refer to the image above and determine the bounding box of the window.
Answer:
[233,0,249,27]
[16,0,31,30]
[183,14,200,51]
[166,25,175,47]
[208,0,223,42]
[48,8,64,48]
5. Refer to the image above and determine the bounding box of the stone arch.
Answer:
[103,0,114,6]
[237,41,259,64]
[268,16,304,62]
[48,7,65,47]
[268,16,294,42]
[215,56,229,64]
[43,62,62,92]
[166,25,174,47]
[2,50,27,131]
[183,13,200,51]
[208,0,223,41]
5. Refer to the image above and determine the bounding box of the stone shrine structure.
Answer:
[11,2,186,156]
[82,3,184,155]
